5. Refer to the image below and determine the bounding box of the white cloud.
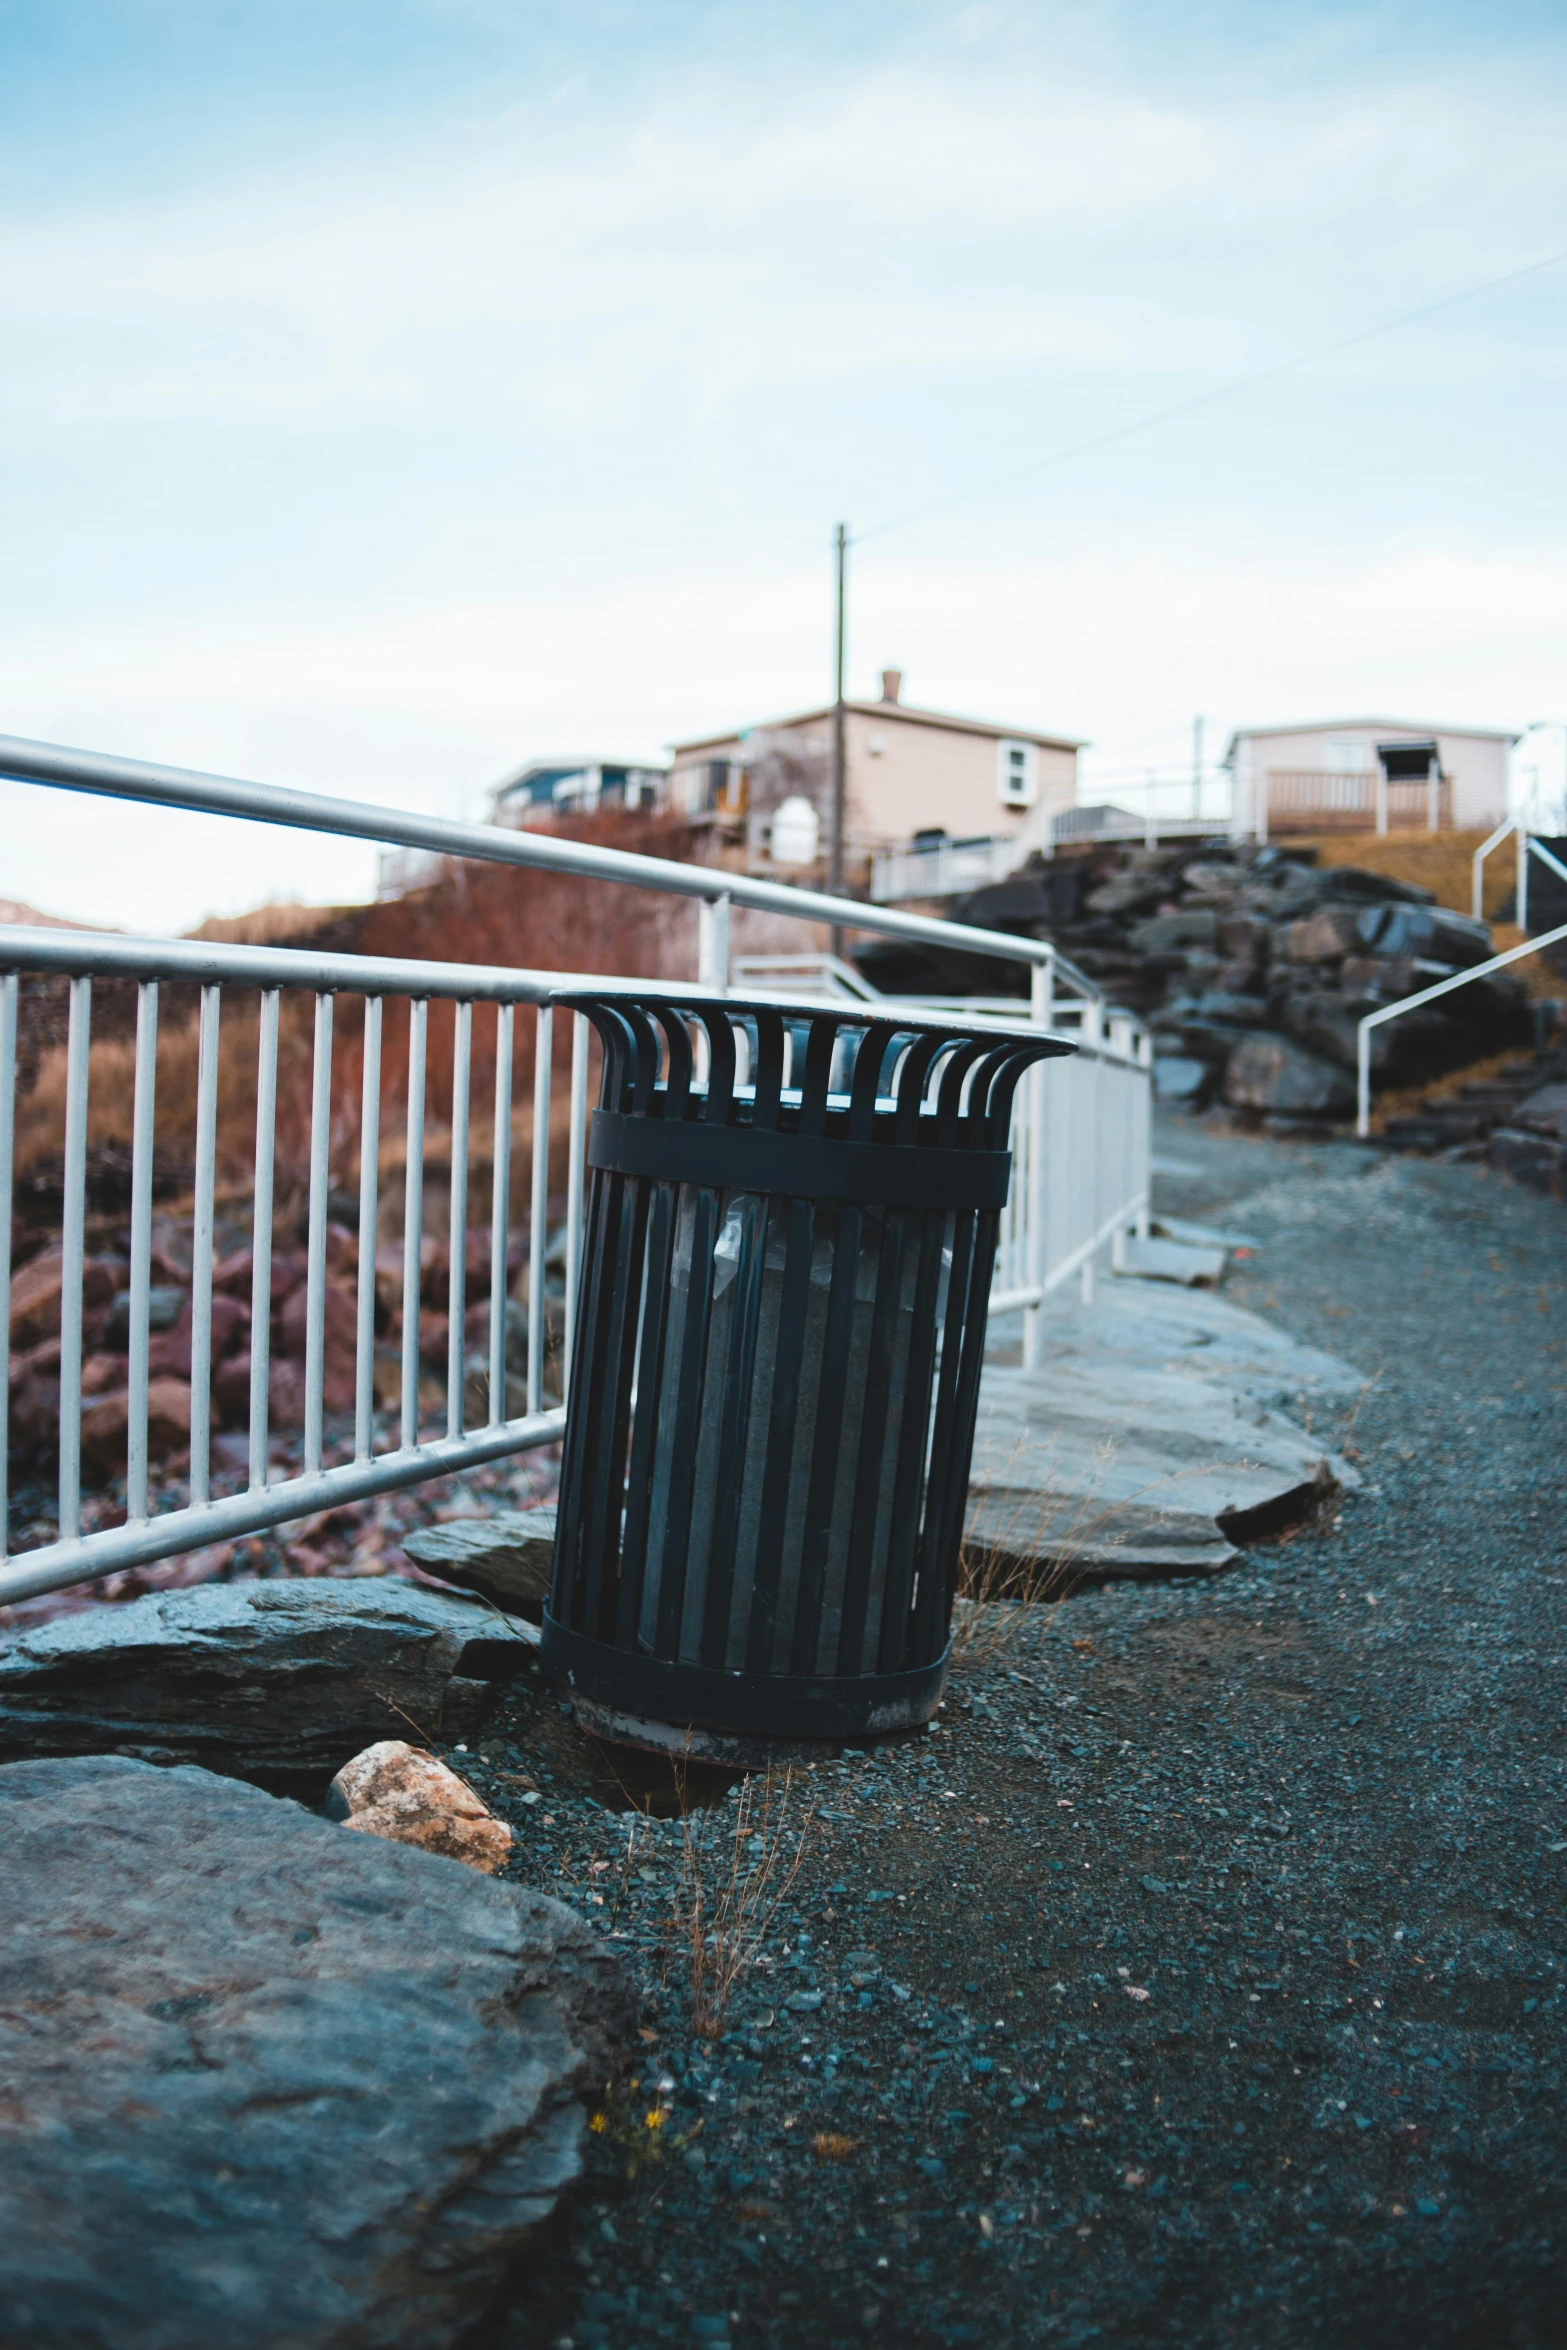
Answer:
[2,19,1566,929]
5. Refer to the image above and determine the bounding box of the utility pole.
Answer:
[829,522,847,958]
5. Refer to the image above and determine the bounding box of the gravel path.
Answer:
[464,1117,1566,2350]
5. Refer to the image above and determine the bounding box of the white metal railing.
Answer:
[1264,768,1452,836]
[1355,920,1567,1136]
[0,731,1152,1606]
[1471,819,1567,930]
[732,955,1153,1346]
[870,835,1031,904]
[0,929,595,1605]
[868,800,1234,902]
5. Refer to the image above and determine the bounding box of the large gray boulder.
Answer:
[402,1507,557,1616]
[0,1577,536,1780]
[1223,1032,1355,1117]
[968,1280,1361,1579]
[0,1755,630,2350]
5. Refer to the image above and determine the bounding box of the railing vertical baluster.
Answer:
[58,978,92,1541]
[528,1005,553,1417]
[447,1002,471,1439]
[564,1011,588,1391]
[355,996,382,1462]
[188,985,220,1508]
[1022,958,1051,1371]
[303,992,334,1476]
[401,1000,427,1450]
[248,989,279,1494]
[125,981,159,1523]
[0,974,17,1559]
[488,1005,513,1427]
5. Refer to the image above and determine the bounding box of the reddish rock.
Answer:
[270,1251,308,1303]
[327,1740,514,1874]
[324,1221,358,1275]
[273,1277,359,1411]
[212,1248,253,1297]
[147,1304,194,1379]
[9,1372,60,1454]
[80,1352,123,1396]
[267,1358,307,1430]
[213,1351,253,1426]
[80,1378,192,1471]
[209,1294,250,1359]
[9,1335,61,1393]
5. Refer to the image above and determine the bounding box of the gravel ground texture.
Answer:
[447,1115,1566,2350]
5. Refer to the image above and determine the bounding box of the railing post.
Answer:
[189,985,220,1507]
[0,975,17,1560]
[1518,824,1530,934]
[1022,955,1052,1371]
[248,990,280,1495]
[527,1005,552,1418]
[303,992,333,1477]
[354,996,383,1464]
[699,892,732,993]
[1357,1016,1373,1139]
[125,983,159,1524]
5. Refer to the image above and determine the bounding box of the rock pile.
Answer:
[1382,1034,1567,1195]
[856,842,1539,1124]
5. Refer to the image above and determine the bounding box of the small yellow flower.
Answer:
[589,2113,608,2135]
[644,2108,666,2131]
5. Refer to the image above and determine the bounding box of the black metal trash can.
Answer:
[542,990,1070,1758]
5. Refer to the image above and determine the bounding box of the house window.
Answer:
[1325,738,1371,774]
[998,738,1037,808]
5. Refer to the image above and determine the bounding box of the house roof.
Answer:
[671,699,1084,758]
[1226,716,1516,756]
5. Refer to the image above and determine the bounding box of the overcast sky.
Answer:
[2,0,1565,930]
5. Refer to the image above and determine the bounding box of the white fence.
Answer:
[0,732,1150,1609]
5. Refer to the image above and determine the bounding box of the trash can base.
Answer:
[565,1696,861,1769]
[541,1612,949,1746]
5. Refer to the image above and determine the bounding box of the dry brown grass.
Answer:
[13,805,702,1212]
[669,1765,814,2039]
[1287,828,1503,918]
[1363,1044,1547,1136]
[185,902,363,948]
[950,1438,1127,1668]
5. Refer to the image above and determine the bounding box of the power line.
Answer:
[853,245,1567,549]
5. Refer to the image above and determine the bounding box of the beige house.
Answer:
[1227,717,1513,838]
[669,671,1082,873]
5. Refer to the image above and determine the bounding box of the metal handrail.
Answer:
[1526,837,1567,932]
[0,926,608,1002]
[1356,920,1567,1136]
[1471,818,1567,929]
[0,730,1064,975]
[1472,817,1523,920]
[0,733,1155,1610]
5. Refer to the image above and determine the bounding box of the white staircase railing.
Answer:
[1472,819,1567,928]
[1356,921,1567,1136]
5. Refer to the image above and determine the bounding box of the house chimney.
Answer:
[880,667,903,705]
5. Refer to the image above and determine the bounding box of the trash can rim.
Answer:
[547,983,1078,1058]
